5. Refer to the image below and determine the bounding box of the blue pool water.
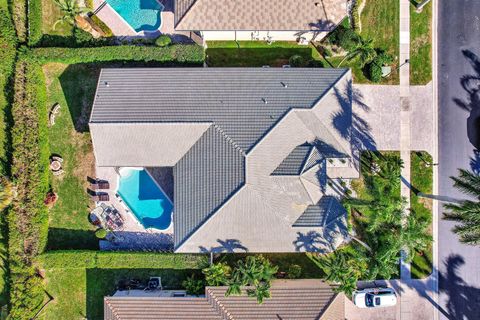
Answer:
[106,0,164,32]
[118,168,173,230]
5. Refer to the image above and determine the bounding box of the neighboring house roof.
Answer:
[174,0,347,32]
[104,279,345,320]
[89,68,356,252]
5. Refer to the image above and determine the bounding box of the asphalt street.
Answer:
[437,0,480,319]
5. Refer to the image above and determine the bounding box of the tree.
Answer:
[400,215,433,261]
[338,37,377,67]
[202,262,231,286]
[53,0,90,30]
[444,169,480,245]
[225,255,278,304]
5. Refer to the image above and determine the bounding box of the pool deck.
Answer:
[95,166,174,251]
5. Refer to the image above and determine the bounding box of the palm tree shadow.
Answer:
[199,239,248,253]
[469,149,480,174]
[452,50,480,149]
[293,231,332,253]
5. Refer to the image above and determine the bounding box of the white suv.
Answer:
[352,287,397,308]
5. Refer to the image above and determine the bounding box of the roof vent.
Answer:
[104,81,109,87]
[262,98,268,104]
[315,2,320,6]
[281,81,288,88]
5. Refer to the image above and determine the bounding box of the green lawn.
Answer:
[216,253,325,279]
[410,1,432,85]
[410,151,433,279]
[42,0,73,37]
[38,252,207,320]
[206,41,323,67]
[44,63,100,250]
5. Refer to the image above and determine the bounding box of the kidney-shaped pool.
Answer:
[117,168,173,230]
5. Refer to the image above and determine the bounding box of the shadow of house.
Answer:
[47,227,98,250]
[100,231,174,252]
[452,50,480,149]
[199,239,248,253]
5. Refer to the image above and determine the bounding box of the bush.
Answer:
[95,228,107,239]
[155,34,172,47]
[289,54,305,67]
[307,59,325,68]
[330,25,359,51]
[182,275,205,296]
[366,51,393,83]
[11,0,27,42]
[28,0,43,46]
[90,14,113,37]
[29,44,205,64]
[287,264,302,279]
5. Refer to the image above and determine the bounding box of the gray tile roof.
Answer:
[293,196,346,228]
[104,280,344,320]
[173,126,245,248]
[271,143,313,176]
[90,68,347,153]
[174,0,347,31]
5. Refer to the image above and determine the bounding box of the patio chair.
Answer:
[91,180,110,190]
[91,192,109,202]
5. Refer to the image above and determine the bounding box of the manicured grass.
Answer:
[410,151,433,279]
[216,253,325,279]
[42,0,73,37]
[44,63,99,250]
[206,41,323,67]
[38,252,207,320]
[358,0,400,84]
[410,1,432,85]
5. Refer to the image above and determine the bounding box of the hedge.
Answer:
[27,0,42,46]
[10,0,27,42]
[38,251,208,270]
[29,44,205,64]
[8,60,50,319]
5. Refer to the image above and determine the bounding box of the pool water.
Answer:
[106,0,164,32]
[118,168,173,230]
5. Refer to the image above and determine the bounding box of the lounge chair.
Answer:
[91,193,109,202]
[91,180,110,190]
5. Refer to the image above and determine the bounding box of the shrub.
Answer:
[289,54,305,67]
[329,25,359,51]
[11,0,27,42]
[28,0,43,46]
[29,44,205,64]
[95,228,107,239]
[90,14,113,37]
[155,34,172,47]
[182,275,205,296]
[287,264,302,279]
[307,59,324,68]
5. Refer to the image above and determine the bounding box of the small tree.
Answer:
[53,0,90,30]
[289,55,305,67]
[338,37,377,67]
[202,262,231,286]
[155,35,172,47]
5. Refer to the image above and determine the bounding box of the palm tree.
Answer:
[53,0,90,30]
[338,37,377,67]
[202,262,231,286]
[444,169,480,245]
[401,215,433,261]
[247,281,271,304]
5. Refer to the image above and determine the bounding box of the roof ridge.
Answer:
[174,0,200,29]
[212,124,246,156]
[206,288,234,320]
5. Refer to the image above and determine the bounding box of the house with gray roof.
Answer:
[172,0,347,42]
[90,67,358,253]
[104,279,345,320]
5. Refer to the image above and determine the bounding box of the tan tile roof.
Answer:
[104,280,344,320]
[174,0,347,31]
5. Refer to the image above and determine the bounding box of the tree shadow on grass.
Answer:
[86,268,202,319]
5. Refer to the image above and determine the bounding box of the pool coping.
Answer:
[116,167,174,232]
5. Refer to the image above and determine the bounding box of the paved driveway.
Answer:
[352,83,433,154]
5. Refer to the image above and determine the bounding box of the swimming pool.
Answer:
[117,168,173,230]
[106,0,164,32]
